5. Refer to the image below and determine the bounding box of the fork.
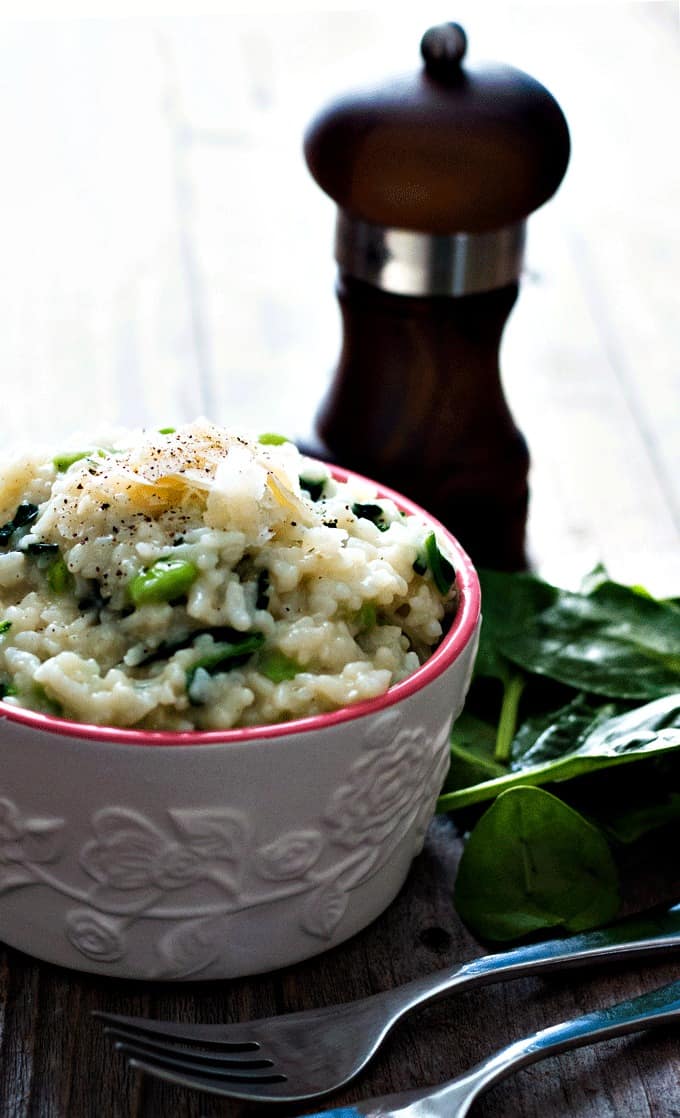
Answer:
[296,978,680,1118]
[95,901,680,1103]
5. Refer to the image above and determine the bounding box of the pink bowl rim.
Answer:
[0,463,480,748]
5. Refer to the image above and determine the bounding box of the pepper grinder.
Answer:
[302,22,570,569]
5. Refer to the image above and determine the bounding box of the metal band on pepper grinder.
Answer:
[335,211,527,298]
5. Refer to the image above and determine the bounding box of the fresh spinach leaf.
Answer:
[495,579,680,700]
[438,692,680,813]
[558,737,680,844]
[510,693,618,768]
[474,569,557,683]
[453,786,620,941]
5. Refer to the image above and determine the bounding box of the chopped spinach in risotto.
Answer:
[0,421,457,730]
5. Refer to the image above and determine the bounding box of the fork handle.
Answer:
[389,902,680,1019]
[447,978,680,1108]
[384,894,680,1019]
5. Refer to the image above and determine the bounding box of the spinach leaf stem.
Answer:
[495,671,526,763]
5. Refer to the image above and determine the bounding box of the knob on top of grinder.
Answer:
[302,23,570,570]
[304,21,570,236]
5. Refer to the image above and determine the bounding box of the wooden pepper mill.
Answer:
[302,22,570,569]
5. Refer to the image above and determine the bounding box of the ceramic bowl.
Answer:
[0,470,480,980]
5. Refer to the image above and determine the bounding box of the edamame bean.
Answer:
[130,557,199,606]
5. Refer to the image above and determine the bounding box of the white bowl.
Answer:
[0,471,480,980]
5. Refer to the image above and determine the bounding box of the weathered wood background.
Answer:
[0,3,678,1115]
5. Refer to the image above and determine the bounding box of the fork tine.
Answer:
[126,1056,295,1101]
[106,1029,275,1069]
[93,1011,257,1050]
[126,1055,288,1100]
[116,1041,286,1083]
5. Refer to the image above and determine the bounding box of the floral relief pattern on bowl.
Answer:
[0,694,466,979]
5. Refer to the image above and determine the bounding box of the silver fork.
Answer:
[95,901,680,1103]
[296,978,680,1118]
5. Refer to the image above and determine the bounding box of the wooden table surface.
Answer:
[0,4,679,1116]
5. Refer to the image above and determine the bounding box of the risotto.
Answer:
[0,421,457,730]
